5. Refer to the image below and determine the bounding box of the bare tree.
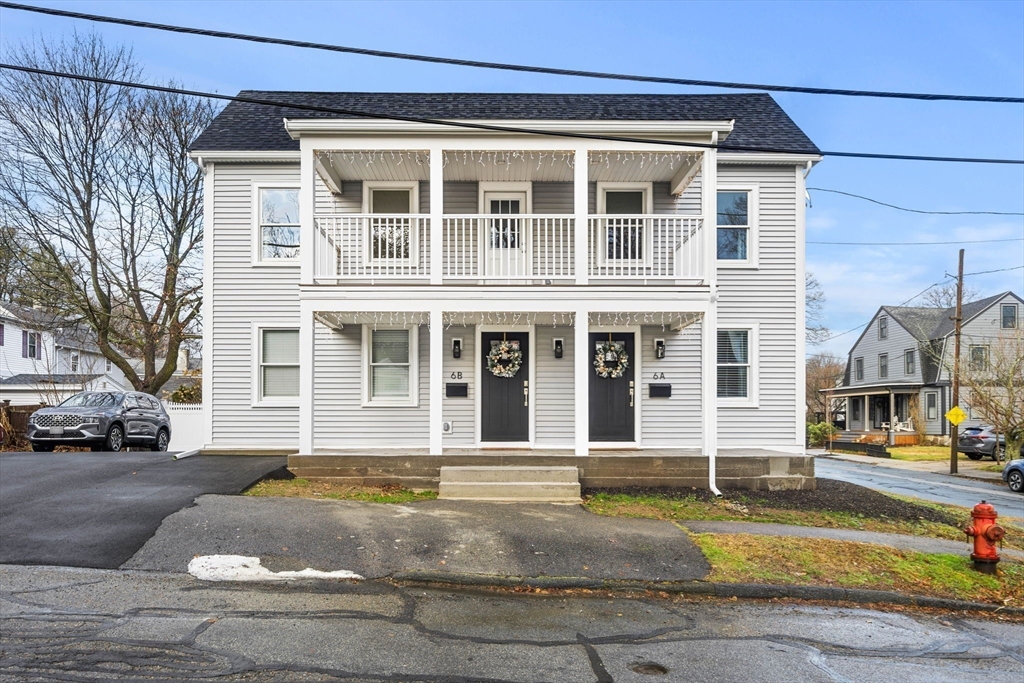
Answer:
[921,281,981,309]
[0,33,217,394]
[959,330,1024,460]
[806,351,846,421]
[806,271,830,346]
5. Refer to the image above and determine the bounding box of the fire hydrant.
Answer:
[965,501,1005,574]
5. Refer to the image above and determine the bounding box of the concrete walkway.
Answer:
[681,520,1024,560]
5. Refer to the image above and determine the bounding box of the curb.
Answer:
[390,571,1024,615]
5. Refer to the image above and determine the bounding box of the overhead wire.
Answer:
[807,188,1024,216]
[1,63,1023,165]
[809,238,1024,246]
[1,1,1022,104]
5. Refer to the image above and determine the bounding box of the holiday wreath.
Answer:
[594,340,629,379]
[487,339,523,378]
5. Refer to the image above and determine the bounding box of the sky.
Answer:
[2,0,1022,357]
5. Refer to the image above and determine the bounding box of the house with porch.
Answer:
[829,291,1022,444]
[189,92,819,492]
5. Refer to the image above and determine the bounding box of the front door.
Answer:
[483,193,528,277]
[480,332,530,443]
[589,332,635,442]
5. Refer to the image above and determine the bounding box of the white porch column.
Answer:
[573,148,589,285]
[300,141,316,284]
[700,139,720,494]
[574,308,589,456]
[429,146,444,285]
[429,307,444,455]
[298,304,315,455]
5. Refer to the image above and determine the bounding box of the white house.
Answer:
[0,301,129,405]
[189,93,820,490]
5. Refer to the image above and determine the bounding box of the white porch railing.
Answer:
[442,215,575,281]
[315,215,430,281]
[588,216,704,281]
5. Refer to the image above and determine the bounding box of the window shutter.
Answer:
[22,330,28,357]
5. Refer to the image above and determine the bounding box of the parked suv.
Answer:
[26,391,172,453]
[1003,459,1024,493]
[958,425,1024,460]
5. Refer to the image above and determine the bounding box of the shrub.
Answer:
[807,422,839,447]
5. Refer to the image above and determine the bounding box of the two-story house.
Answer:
[0,301,129,405]
[189,92,820,491]
[831,291,1022,442]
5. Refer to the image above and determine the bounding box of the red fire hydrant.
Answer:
[965,501,1005,574]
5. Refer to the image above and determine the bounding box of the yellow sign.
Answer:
[946,406,967,426]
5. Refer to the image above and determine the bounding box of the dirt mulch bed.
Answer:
[582,478,961,526]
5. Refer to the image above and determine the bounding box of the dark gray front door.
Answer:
[589,332,635,442]
[480,332,529,442]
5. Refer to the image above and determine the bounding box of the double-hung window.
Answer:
[70,353,79,373]
[878,353,888,379]
[904,349,915,375]
[717,188,756,263]
[364,326,418,406]
[22,331,41,359]
[1003,304,1018,329]
[717,329,753,401]
[257,188,300,262]
[878,316,888,340]
[969,345,989,371]
[926,392,938,421]
[854,357,864,381]
[257,329,299,403]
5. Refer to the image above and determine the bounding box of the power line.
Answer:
[2,1,1023,105]
[808,188,1024,216]
[809,238,1024,246]
[2,63,1024,166]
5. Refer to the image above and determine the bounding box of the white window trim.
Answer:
[878,353,889,379]
[70,352,79,373]
[854,357,864,381]
[715,184,759,269]
[478,181,533,214]
[1002,303,1018,329]
[925,391,938,421]
[718,323,759,408]
[361,181,422,267]
[878,315,889,340]
[251,183,301,267]
[596,182,654,266]
[361,324,420,407]
[904,348,915,376]
[251,324,300,408]
[968,344,989,371]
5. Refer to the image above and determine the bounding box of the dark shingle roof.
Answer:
[191,92,818,154]
[885,293,1009,341]
[0,373,101,386]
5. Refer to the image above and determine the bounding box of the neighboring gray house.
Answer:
[832,291,1022,439]
[189,92,821,490]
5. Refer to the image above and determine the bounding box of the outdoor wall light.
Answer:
[654,339,666,359]
[553,338,564,359]
[452,338,462,359]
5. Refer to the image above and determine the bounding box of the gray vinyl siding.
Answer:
[315,177,430,213]
[535,326,574,445]
[847,312,925,387]
[942,292,1023,381]
[920,387,943,435]
[640,324,703,447]
[442,326,475,446]
[209,163,301,447]
[313,323,429,448]
[716,165,800,448]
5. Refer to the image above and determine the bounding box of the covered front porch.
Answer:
[827,385,923,445]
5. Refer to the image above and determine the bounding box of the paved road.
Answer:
[2,564,1021,682]
[0,452,285,569]
[817,457,1024,515]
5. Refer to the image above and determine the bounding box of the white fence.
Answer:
[164,402,204,452]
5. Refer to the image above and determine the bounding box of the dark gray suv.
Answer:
[27,391,172,453]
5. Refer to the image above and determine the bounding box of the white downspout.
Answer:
[705,132,722,497]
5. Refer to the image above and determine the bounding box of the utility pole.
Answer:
[949,249,964,475]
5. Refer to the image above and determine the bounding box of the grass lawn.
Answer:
[244,478,438,504]
[888,445,959,461]
[692,533,1024,606]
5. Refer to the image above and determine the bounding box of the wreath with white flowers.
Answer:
[594,341,629,379]
[487,339,523,378]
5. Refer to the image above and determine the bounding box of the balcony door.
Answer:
[482,191,529,278]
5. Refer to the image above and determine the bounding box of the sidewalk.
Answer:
[816,449,1006,482]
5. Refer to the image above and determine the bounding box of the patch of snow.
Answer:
[187,555,363,582]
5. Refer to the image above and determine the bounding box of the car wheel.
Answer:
[151,429,169,452]
[994,444,1006,461]
[31,443,54,453]
[1008,470,1024,493]
[966,452,983,460]
[104,424,124,452]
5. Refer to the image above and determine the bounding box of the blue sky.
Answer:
[2,0,1022,356]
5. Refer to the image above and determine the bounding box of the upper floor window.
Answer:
[1003,304,1018,329]
[0,322,4,346]
[878,353,888,379]
[364,182,419,263]
[258,188,300,262]
[22,331,41,359]
[597,183,651,264]
[904,349,915,375]
[878,316,888,340]
[70,353,79,373]
[105,358,112,372]
[969,345,989,371]
[854,357,864,381]
[716,190,750,261]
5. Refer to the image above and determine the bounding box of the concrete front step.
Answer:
[439,466,581,502]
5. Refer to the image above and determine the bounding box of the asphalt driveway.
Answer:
[0,452,285,569]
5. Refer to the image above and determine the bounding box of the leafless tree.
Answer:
[0,32,217,394]
[921,281,981,309]
[806,271,830,346]
[958,330,1024,460]
[806,351,846,421]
